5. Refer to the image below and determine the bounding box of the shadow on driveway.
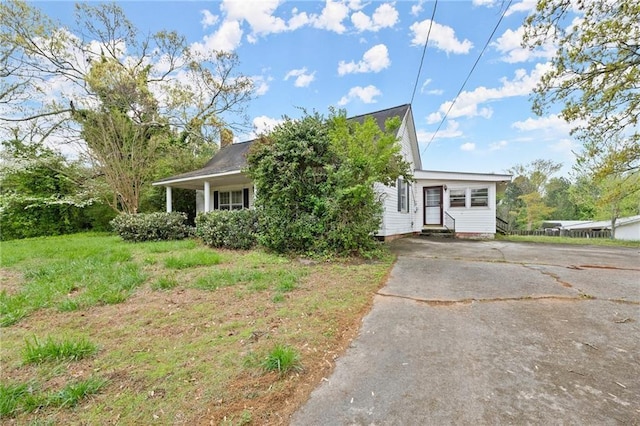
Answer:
[292,238,640,425]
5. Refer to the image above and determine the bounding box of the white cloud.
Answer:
[192,20,243,53]
[511,114,576,134]
[505,0,538,17]
[348,0,365,10]
[338,85,382,105]
[200,10,219,28]
[420,78,443,95]
[284,67,316,87]
[472,0,497,6]
[221,0,287,40]
[251,75,271,96]
[411,1,424,16]
[252,115,284,136]
[431,62,553,120]
[410,19,473,54]
[338,44,390,75]
[460,142,476,151]
[288,8,310,30]
[419,120,463,141]
[426,112,441,125]
[492,26,556,63]
[489,140,508,151]
[311,0,350,33]
[351,3,399,32]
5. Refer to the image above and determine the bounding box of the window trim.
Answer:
[214,188,250,210]
[397,178,410,213]
[470,187,489,208]
[449,188,466,208]
[447,186,490,209]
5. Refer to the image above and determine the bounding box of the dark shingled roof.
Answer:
[154,104,411,185]
[153,140,255,185]
[349,104,410,130]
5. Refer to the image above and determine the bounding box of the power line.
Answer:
[409,0,438,106]
[421,0,513,157]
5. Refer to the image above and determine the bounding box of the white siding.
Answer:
[414,179,498,234]
[376,112,420,237]
[615,222,640,241]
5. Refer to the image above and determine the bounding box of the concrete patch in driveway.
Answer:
[291,238,640,425]
[380,257,577,302]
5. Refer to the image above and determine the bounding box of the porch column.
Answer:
[204,181,211,213]
[165,186,172,213]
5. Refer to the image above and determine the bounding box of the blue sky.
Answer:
[36,0,577,176]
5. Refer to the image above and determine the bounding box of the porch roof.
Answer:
[152,140,255,190]
[414,169,512,182]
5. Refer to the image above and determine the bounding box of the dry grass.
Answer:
[0,233,393,424]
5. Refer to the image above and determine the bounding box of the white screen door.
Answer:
[424,186,443,225]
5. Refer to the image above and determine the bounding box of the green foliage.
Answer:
[111,212,192,242]
[195,210,259,250]
[152,276,179,291]
[1,234,146,326]
[0,377,107,417]
[49,377,106,408]
[502,159,563,230]
[246,109,411,256]
[0,382,29,417]
[523,0,640,178]
[23,336,97,364]
[0,140,114,241]
[164,249,222,269]
[261,344,302,375]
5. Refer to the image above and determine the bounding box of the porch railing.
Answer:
[496,216,510,235]
[444,211,456,232]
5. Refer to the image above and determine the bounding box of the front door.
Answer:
[424,186,443,226]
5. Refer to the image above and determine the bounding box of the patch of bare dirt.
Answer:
[0,268,24,295]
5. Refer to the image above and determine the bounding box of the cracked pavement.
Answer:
[291,238,640,425]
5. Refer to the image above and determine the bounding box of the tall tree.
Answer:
[505,159,562,230]
[0,1,253,213]
[523,0,640,178]
[544,177,579,220]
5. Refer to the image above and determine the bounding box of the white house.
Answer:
[154,104,512,239]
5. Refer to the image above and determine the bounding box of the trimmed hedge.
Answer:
[195,210,259,250]
[111,212,192,242]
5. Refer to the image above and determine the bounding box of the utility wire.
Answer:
[421,0,513,156]
[409,0,438,106]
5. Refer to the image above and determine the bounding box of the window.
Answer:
[470,188,489,207]
[219,190,244,210]
[449,189,466,207]
[397,178,410,213]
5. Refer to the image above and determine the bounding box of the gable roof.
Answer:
[153,140,255,186]
[153,104,416,188]
[350,104,410,130]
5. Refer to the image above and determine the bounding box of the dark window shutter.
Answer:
[213,191,219,210]
[243,188,249,208]
[397,178,402,212]
[406,182,410,211]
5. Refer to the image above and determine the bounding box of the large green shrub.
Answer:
[246,109,411,256]
[195,210,259,250]
[110,212,192,242]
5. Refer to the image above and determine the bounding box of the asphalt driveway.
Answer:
[291,237,640,425]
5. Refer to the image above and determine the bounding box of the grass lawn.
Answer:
[497,234,640,248]
[0,233,393,424]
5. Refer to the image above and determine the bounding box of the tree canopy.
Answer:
[522,0,640,178]
[0,0,253,213]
